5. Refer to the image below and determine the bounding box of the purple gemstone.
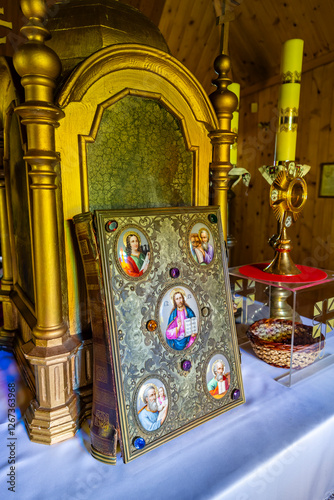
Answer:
[170,268,180,279]
[232,388,240,400]
[182,360,192,371]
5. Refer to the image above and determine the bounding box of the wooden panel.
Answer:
[158,0,219,94]
[0,2,24,57]
[3,0,334,96]
[120,0,166,27]
[230,83,277,266]
[228,0,334,90]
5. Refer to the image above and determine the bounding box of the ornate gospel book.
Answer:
[73,207,244,464]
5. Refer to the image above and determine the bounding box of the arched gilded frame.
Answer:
[56,44,218,218]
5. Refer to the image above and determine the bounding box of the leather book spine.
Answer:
[73,212,121,464]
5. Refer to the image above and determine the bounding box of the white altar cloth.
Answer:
[1,343,334,500]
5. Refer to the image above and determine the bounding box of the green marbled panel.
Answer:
[86,96,193,211]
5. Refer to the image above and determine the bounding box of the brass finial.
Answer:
[20,0,48,19]
[210,54,238,129]
[209,2,239,242]
[14,0,62,104]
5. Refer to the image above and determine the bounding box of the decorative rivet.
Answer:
[208,214,217,224]
[130,286,135,291]
[181,360,192,372]
[105,220,118,232]
[146,320,157,332]
[201,307,210,317]
[285,215,293,227]
[133,437,146,450]
[271,189,278,202]
[170,267,180,279]
[231,388,240,400]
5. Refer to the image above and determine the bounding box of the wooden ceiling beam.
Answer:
[241,49,334,98]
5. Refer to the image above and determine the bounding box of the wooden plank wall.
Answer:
[0,2,23,57]
[230,60,334,271]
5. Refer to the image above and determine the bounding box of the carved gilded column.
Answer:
[13,0,79,444]
[209,54,238,242]
[13,0,66,342]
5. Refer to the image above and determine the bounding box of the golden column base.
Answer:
[24,397,78,445]
[22,336,80,444]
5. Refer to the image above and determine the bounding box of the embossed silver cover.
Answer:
[95,206,245,462]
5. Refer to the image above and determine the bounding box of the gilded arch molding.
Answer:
[56,44,218,218]
[56,44,219,131]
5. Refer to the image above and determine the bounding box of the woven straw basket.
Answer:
[247,318,325,369]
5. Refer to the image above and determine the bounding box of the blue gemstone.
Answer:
[105,220,118,232]
[170,268,180,279]
[182,360,192,371]
[231,388,240,400]
[133,437,146,450]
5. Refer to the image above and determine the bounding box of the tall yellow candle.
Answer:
[280,39,304,78]
[228,82,240,166]
[276,39,304,163]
